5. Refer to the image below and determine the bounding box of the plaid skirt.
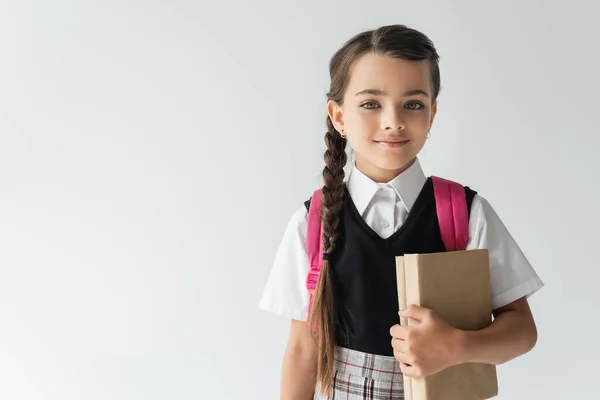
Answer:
[313,346,404,399]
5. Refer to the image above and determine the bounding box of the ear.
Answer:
[429,101,438,128]
[327,99,344,134]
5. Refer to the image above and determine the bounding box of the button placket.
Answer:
[381,186,395,234]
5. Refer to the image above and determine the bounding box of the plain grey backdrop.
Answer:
[1,0,598,399]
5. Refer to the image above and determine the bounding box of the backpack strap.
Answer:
[305,188,323,319]
[431,176,469,251]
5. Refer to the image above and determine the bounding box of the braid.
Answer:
[321,117,347,253]
[309,116,347,396]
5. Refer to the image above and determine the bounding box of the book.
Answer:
[396,249,498,400]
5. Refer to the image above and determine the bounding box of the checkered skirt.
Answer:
[313,346,404,399]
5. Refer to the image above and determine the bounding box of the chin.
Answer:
[373,154,417,172]
[376,161,413,173]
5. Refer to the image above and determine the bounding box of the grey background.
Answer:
[0,0,597,399]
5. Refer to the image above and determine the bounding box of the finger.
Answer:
[399,362,419,377]
[393,350,414,366]
[399,359,425,378]
[389,324,409,339]
[391,337,408,353]
[399,304,430,322]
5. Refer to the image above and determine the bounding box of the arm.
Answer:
[456,194,541,365]
[457,296,538,365]
[281,319,317,400]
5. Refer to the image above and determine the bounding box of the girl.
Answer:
[259,24,543,399]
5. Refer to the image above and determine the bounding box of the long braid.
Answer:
[309,116,347,396]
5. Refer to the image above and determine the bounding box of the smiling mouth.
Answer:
[374,138,410,148]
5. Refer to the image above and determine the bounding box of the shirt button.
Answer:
[380,220,390,228]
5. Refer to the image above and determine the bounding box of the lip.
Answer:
[374,139,410,148]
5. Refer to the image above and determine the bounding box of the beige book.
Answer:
[396,249,498,400]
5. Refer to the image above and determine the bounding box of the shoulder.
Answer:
[468,193,504,227]
[274,202,310,256]
[290,203,309,234]
[467,192,508,241]
[303,187,324,212]
[466,193,545,310]
[258,202,311,321]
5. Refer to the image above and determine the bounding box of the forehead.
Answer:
[345,52,431,96]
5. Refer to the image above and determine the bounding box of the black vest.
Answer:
[305,177,477,356]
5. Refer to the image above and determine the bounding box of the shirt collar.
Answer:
[347,158,427,216]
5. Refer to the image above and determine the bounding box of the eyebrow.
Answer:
[355,89,430,97]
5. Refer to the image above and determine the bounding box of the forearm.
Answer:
[457,308,538,365]
[281,345,317,400]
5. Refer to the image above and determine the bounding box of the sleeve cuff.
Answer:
[258,297,308,322]
[491,276,545,310]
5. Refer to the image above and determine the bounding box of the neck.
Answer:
[355,158,416,183]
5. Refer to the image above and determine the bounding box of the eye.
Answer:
[405,101,425,110]
[360,101,380,110]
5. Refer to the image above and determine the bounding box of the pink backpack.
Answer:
[305,176,469,319]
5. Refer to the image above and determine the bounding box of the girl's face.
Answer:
[328,53,437,183]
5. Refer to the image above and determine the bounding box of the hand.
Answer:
[390,304,464,378]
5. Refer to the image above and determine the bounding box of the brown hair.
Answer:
[308,24,441,396]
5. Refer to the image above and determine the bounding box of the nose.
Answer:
[381,107,405,131]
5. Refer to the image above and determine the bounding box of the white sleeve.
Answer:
[466,194,545,311]
[258,205,311,322]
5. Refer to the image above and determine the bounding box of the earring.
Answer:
[427,131,431,139]
[340,129,347,140]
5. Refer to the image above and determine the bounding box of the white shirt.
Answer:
[259,158,544,322]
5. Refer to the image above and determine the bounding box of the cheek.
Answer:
[403,112,432,138]
[411,109,433,126]
[346,111,378,135]
[347,119,377,152]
